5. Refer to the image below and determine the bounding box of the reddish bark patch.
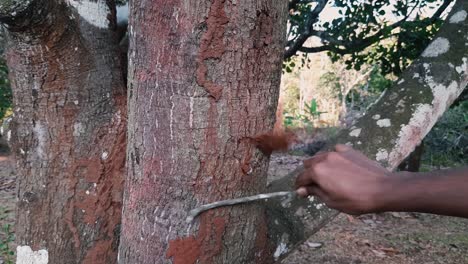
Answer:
[196,0,229,101]
[83,240,113,264]
[254,215,273,264]
[166,214,227,264]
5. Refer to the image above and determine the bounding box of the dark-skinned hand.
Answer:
[295,144,391,215]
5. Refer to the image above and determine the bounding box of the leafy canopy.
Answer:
[286,0,451,75]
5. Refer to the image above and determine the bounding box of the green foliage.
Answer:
[366,66,393,94]
[316,65,393,111]
[288,0,446,75]
[282,83,301,116]
[423,102,468,168]
[284,99,326,129]
[341,18,443,75]
[0,59,11,121]
[282,58,296,73]
[317,71,341,98]
[115,0,127,6]
[0,207,14,264]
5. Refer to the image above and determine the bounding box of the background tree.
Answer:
[266,1,467,260]
[0,1,126,263]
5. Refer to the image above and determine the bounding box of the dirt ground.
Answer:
[268,154,468,264]
[1,150,467,263]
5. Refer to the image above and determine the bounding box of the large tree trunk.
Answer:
[266,1,468,262]
[0,1,126,263]
[118,0,288,263]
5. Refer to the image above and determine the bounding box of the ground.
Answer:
[1,145,467,263]
[268,154,468,264]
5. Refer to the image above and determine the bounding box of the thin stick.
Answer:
[186,191,296,223]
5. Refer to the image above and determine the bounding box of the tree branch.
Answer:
[284,0,329,59]
[0,0,41,28]
[430,0,454,21]
[285,0,454,59]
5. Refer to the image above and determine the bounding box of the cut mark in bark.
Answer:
[241,142,254,175]
[195,0,229,101]
[166,213,226,264]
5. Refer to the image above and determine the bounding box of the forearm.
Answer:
[378,167,468,218]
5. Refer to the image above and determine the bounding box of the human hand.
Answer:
[295,144,392,215]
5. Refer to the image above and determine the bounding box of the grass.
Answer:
[0,207,14,264]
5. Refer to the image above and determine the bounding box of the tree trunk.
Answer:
[265,1,468,261]
[118,0,288,263]
[0,1,126,263]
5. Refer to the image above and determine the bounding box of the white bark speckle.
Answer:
[349,128,362,137]
[66,0,110,29]
[315,203,325,209]
[388,76,462,169]
[455,57,467,74]
[73,122,84,137]
[413,73,420,79]
[376,149,389,162]
[449,10,467,24]
[396,99,406,109]
[101,151,109,160]
[377,119,391,127]
[274,234,289,261]
[397,79,405,84]
[421,37,450,57]
[189,97,194,128]
[17,246,48,264]
[33,122,47,159]
[372,114,381,120]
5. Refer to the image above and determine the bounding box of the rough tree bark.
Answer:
[0,1,126,263]
[118,0,288,263]
[265,1,468,262]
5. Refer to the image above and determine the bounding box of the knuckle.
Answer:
[312,163,326,178]
[326,152,340,162]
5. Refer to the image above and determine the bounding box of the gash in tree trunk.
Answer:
[119,1,288,263]
[0,1,127,263]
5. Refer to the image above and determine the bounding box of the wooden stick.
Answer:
[186,191,296,223]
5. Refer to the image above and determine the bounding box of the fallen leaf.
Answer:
[307,242,323,249]
[371,249,387,258]
[379,247,400,254]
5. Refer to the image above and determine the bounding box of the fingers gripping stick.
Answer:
[186,191,296,223]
